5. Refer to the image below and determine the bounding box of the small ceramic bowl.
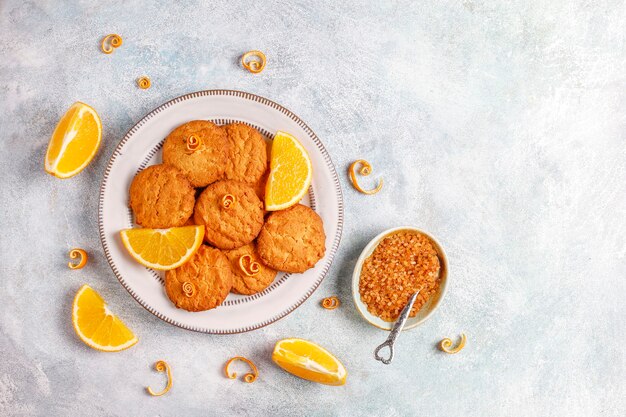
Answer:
[351,226,448,331]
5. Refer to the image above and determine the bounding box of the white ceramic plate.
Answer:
[99,90,343,334]
[352,226,448,331]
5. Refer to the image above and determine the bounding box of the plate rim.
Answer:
[98,89,344,334]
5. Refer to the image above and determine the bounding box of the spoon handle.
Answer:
[373,291,420,364]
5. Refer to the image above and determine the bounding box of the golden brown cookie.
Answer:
[223,123,268,185]
[194,180,264,249]
[165,245,234,312]
[162,120,229,187]
[129,164,195,228]
[251,169,268,201]
[223,243,278,295]
[257,204,326,273]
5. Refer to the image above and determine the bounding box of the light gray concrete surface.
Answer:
[1,1,624,416]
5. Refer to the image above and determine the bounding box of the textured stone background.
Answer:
[1,1,624,416]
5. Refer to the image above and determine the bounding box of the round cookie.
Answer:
[194,180,264,249]
[165,245,234,312]
[224,123,268,185]
[129,164,195,228]
[223,243,278,295]
[162,120,229,187]
[257,204,326,273]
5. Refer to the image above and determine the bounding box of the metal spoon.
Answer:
[373,290,420,364]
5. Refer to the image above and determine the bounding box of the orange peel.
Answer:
[101,34,123,54]
[241,50,266,74]
[68,249,88,269]
[238,255,261,277]
[349,159,383,195]
[182,282,195,298]
[146,360,173,396]
[439,333,467,354]
[184,135,201,153]
[222,194,236,209]
[137,76,151,89]
[224,356,258,383]
[321,296,340,310]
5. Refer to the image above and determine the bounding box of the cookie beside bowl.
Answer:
[351,226,448,331]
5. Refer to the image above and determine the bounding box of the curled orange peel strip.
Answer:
[349,159,383,195]
[439,333,467,354]
[146,360,173,396]
[101,34,123,54]
[321,296,340,310]
[241,50,266,74]
[224,356,258,383]
[182,282,195,298]
[238,255,261,277]
[68,249,88,270]
[222,194,236,209]
[137,76,151,89]
[184,135,201,153]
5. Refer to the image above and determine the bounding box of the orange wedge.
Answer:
[272,338,347,386]
[265,131,312,211]
[44,102,102,178]
[120,225,204,270]
[72,285,138,352]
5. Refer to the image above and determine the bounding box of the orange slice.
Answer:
[120,225,204,270]
[44,102,102,178]
[72,285,138,352]
[264,131,312,211]
[272,338,347,386]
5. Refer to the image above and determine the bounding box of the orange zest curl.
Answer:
[321,296,340,310]
[137,76,151,89]
[101,34,123,54]
[238,255,261,277]
[68,249,88,270]
[241,50,267,74]
[439,333,467,354]
[182,282,195,298]
[349,159,383,195]
[222,194,236,209]
[224,356,258,383]
[146,360,173,396]
[185,135,201,153]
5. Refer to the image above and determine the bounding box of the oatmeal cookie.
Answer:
[193,180,264,249]
[165,245,234,312]
[223,243,278,295]
[257,204,326,273]
[162,120,229,187]
[129,164,195,228]
[223,123,268,185]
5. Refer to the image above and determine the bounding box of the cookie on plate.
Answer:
[223,243,278,295]
[194,180,264,249]
[165,245,234,312]
[129,164,195,228]
[162,120,229,187]
[257,204,326,273]
[223,123,268,185]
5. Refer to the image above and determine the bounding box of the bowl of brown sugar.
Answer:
[352,227,448,331]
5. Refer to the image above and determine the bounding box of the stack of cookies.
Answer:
[128,121,326,312]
